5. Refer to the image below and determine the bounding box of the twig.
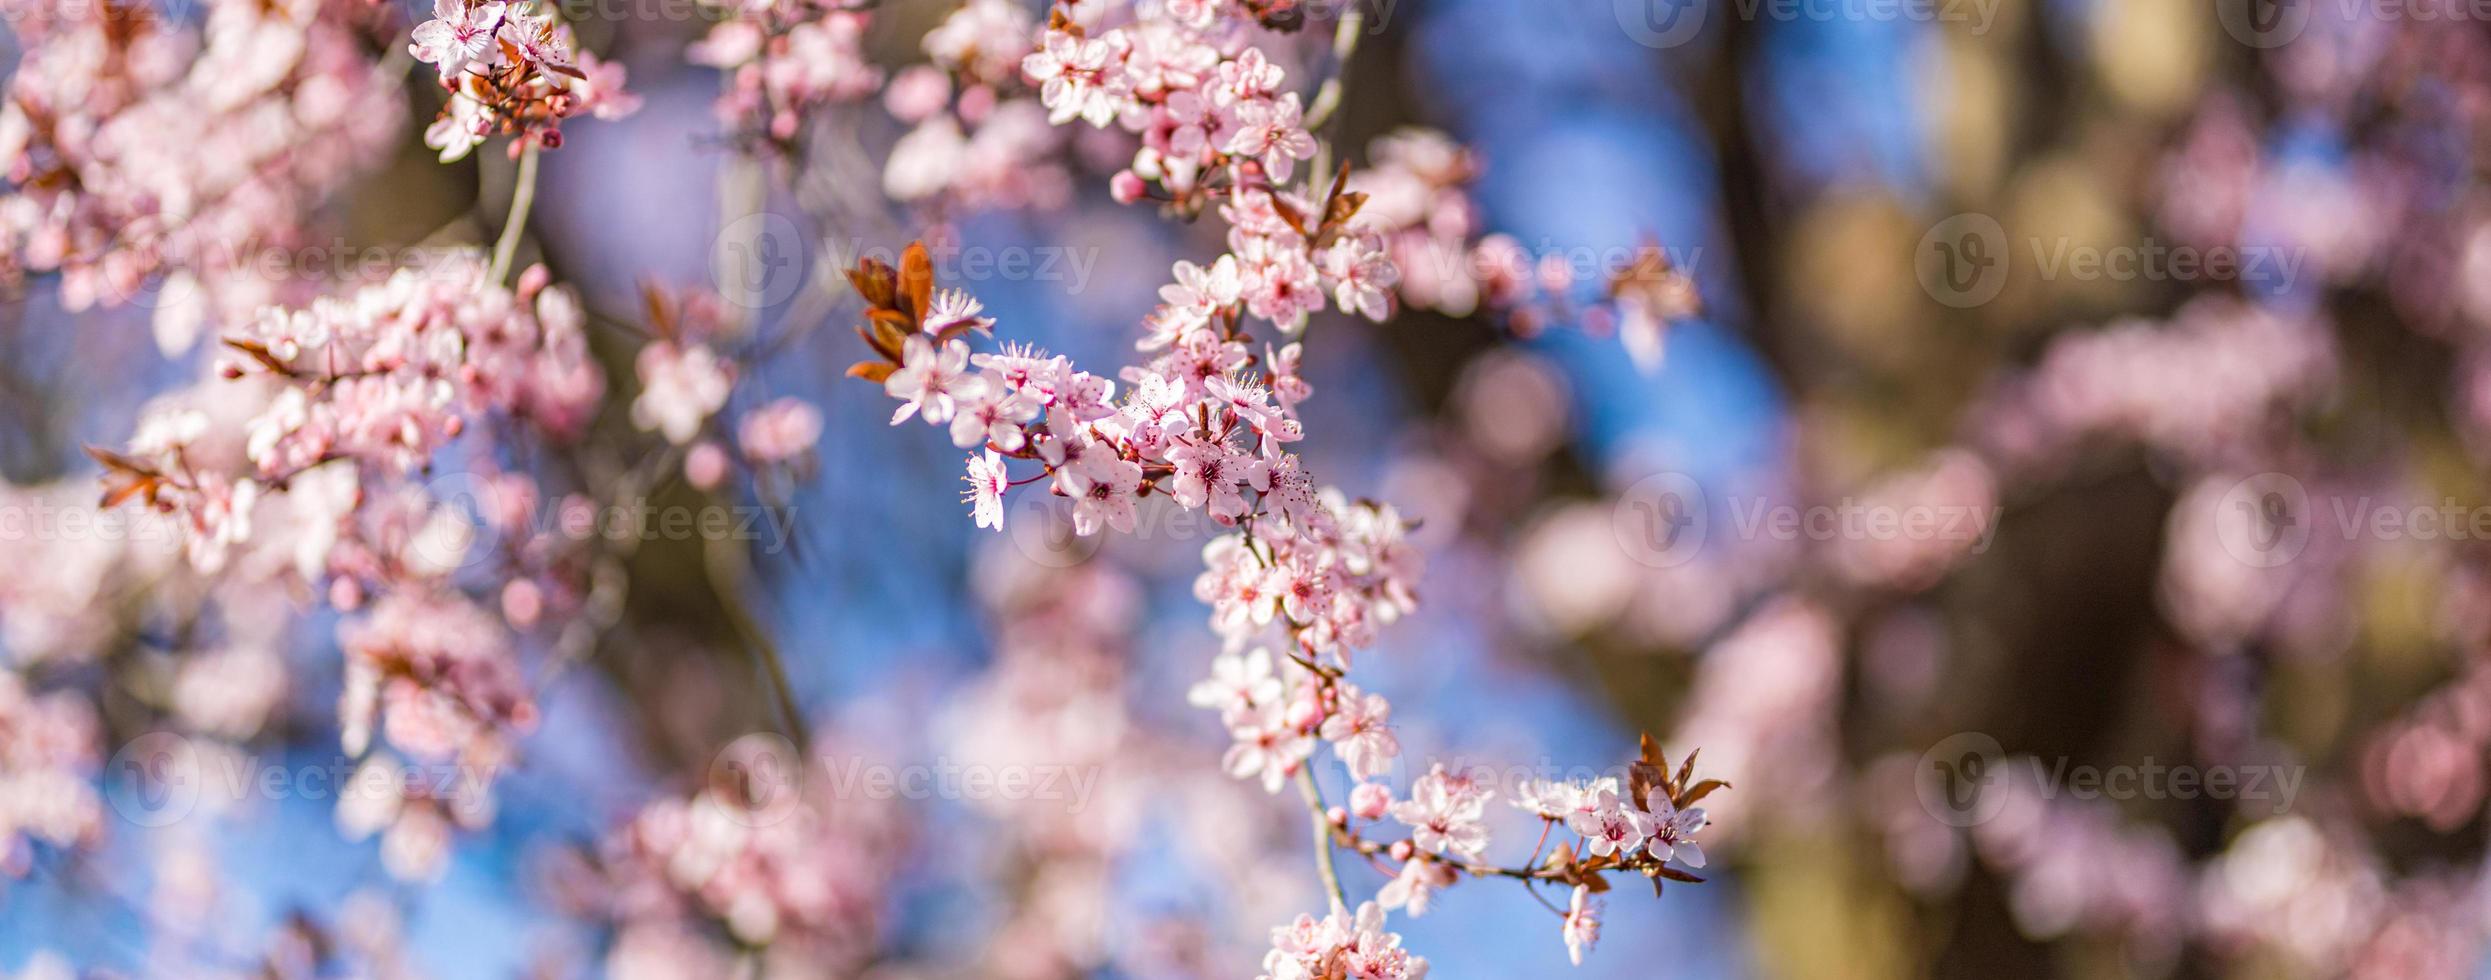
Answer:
[1294,765,1350,914]
[488,143,541,283]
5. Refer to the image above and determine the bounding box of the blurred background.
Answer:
[3,0,2489,977]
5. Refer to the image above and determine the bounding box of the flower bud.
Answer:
[1350,782,1391,820]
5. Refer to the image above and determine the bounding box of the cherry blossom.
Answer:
[1562,885,1602,966]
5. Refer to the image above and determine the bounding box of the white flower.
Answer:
[1188,646,1281,716]
[1562,884,1602,966]
[1376,858,1454,916]
[885,336,970,425]
[961,450,1009,530]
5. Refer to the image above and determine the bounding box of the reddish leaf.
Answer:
[898,241,934,322]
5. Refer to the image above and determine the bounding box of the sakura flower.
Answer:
[947,378,1038,451]
[1511,777,1582,821]
[410,0,507,80]
[1322,234,1399,322]
[1167,436,1269,523]
[1646,798,1709,869]
[1259,902,1426,980]
[1023,30,1126,127]
[1225,93,1316,182]
[1559,777,1625,836]
[1562,884,1602,966]
[424,91,493,163]
[1391,764,1490,861]
[1350,781,1394,820]
[495,11,569,70]
[1319,685,1399,780]
[1050,365,1118,424]
[1377,857,1455,917]
[1222,698,1312,794]
[1160,255,1243,319]
[1267,341,1311,412]
[1050,438,1143,534]
[737,398,821,463]
[1579,802,1655,859]
[1187,646,1282,716]
[631,342,734,445]
[922,287,995,335]
[885,336,971,424]
[972,345,1065,401]
[961,450,1009,531]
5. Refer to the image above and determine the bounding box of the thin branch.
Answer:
[1294,765,1350,914]
[488,143,542,283]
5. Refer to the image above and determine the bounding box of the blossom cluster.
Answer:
[687,0,882,148]
[1345,129,1701,370]
[852,213,1716,963]
[593,742,905,975]
[0,673,101,875]
[0,0,403,335]
[1259,901,1427,980]
[1024,5,1324,209]
[880,0,1072,209]
[409,0,642,161]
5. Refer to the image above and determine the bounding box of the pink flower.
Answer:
[1580,801,1655,859]
[1377,857,1455,917]
[1049,438,1142,535]
[885,336,970,425]
[1350,781,1394,821]
[1258,902,1426,980]
[1222,698,1312,794]
[631,342,734,445]
[1167,436,1269,522]
[1225,93,1316,183]
[1646,798,1709,869]
[922,287,994,335]
[1563,884,1602,966]
[410,0,507,79]
[961,450,1009,531]
[1323,234,1400,322]
[1187,646,1281,717]
[1391,764,1490,861]
[947,378,1038,451]
[1319,685,1399,780]
[737,398,822,463]
[1023,30,1125,127]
